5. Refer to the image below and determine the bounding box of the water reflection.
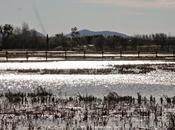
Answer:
[0,70,174,97]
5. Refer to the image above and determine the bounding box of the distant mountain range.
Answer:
[66,29,129,38]
[0,29,129,38]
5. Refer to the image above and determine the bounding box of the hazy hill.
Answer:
[31,30,45,37]
[67,29,129,38]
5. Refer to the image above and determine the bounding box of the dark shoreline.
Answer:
[3,63,175,75]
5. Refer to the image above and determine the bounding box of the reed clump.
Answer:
[0,89,174,129]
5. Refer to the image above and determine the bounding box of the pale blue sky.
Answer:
[0,0,175,36]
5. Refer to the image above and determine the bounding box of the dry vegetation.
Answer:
[0,87,175,129]
[4,63,175,75]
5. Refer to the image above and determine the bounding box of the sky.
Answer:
[0,0,175,36]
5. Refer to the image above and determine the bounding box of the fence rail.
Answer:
[0,50,174,61]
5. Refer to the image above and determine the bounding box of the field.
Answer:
[0,88,175,130]
[0,60,175,129]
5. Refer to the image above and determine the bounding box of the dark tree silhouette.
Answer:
[0,24,13,49]
[71,27,80,38]
[0,23,175,52]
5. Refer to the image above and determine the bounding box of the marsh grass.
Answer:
[5,64,175,75]
[0,87,175,129]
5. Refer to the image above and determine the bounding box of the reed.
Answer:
[0,89,174,129]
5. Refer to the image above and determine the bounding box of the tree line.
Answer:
[0,23,175,52]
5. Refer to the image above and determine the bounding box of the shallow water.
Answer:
[0,70,174,98]
[0,60,174,97]
[0,61,175,129]
[0,60,174,70]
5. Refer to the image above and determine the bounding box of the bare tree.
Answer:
[0,24,13,49]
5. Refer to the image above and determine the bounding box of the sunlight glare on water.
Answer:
[0,60,175,97]
[0,60,174,70]
[0,69,175,97]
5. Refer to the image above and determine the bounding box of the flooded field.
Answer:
[0,86,175,130]
[0,60,174,97]
[0,60,175,129]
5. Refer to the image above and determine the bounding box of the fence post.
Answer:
[84,50,86,58]
[120,50,122,58]
[26,51,28,61]
[6,50,8,61]
[102,51,104,59]
[46,34,49,61]
[46,34,49,51]
[45,51,48,61]
[65,50,67,59]
[138,51,140,58]
[156,51,158,58]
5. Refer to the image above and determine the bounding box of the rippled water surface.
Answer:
[0,60,175,98]
[0,60,174,70]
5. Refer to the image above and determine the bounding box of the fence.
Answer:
[0,50,174,61]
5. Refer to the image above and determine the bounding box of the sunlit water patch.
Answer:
[0,60,175,70]
[0,70,175,97]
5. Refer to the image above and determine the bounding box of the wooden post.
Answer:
[156,51,158,58]
[84,50,86,58]
[120,50,122,58]
[6,50,8,61]
[26,51,28,61]
[138,51,140,58]
[45,34,49,61]
[45,51,48,61]
[65,50,67,59]
[46,34,49,51]
[102,51,104,59]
